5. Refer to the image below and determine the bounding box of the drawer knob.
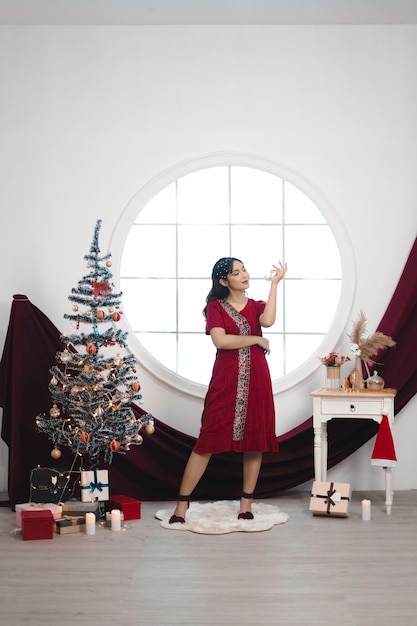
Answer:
[350,404,356,412]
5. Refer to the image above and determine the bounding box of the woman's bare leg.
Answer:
[171,451,212,519]
[240,452,262,514]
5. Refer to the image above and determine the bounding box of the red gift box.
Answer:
[108,495,141,520]
[21,510,54,540]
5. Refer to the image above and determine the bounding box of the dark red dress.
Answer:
[193,298,279,454]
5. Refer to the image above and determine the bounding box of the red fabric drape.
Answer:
[1,237,417,507]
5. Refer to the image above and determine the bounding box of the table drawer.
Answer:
[321,399,384,416]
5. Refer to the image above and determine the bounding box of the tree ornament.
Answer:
[133,434,143,444]
[106,260,112,267]
[110,440,120,451]
[73,305,79,312]
[51,447,62,459]
[131,382,141,392]
[60,349,71,363]
[92,280,109,298]
[86,343,96,355]
[79,432,90,443]
[112,312,121,322]
[50,376,58,386]
[145,423,155,435]
[50,404,60,417]
[96,310,105,320]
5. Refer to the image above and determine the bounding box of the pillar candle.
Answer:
[111,509,121,531]
[361,499,371,521]
[85,512,96,535]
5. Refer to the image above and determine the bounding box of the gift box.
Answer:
[80,469,109,502]
[30,467,71,503]
[21,510,54,540]
[62,499,101,521]
[105,511,124,527]
[16,502,62,528]
[54,515,86,534]
[309,481,352,517]
[107,495,141,520]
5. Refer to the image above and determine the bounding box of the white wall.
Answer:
[0,25,416,492]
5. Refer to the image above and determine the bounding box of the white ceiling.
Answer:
[1,0,417,26]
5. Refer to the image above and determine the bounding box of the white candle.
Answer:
[361,499,371,521]
[111,509,121,531]
[85,512,96,535]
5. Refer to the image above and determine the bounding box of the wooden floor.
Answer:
[1,490,417,626]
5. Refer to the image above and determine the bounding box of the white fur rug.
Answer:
[155,500,289,534]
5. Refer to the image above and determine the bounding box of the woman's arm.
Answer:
[210,327,270,354]
[259,261,287,328]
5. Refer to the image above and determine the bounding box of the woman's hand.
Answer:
[257,337,271,354]
[270,261,287,284]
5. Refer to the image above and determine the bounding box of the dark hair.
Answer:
[203,257,242,317]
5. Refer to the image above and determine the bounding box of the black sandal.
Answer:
[169,494,190,524]
[238,491,254,520]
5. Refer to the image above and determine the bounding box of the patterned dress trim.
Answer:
[219,300,252,441]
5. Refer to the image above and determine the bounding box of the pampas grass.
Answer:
[348,310,396,365]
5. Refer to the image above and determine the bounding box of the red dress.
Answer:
[193,298,279,454]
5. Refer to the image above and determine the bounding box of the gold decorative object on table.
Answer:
[347,310,396,388]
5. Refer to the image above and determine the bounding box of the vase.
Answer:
[325,365,341,389]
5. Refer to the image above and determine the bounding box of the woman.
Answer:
[170,256,287,523]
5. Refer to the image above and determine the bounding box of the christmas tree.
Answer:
[36,219,154,468]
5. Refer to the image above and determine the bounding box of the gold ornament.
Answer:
[106,260,112,267]
[49,404,60,417]
[145,424,155,435]
[51,447,61,459]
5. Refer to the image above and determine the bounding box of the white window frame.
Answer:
[109,152,355,399]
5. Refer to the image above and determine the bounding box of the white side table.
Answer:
[310,388,397,514]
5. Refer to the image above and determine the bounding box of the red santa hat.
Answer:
[371,415,397,467]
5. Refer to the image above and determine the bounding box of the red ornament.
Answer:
[91,280,109,297]
[79,432,90,443]
[131,382,141,392]
[112,312,121,322]
[110,440,120,452]
[96,310,105,320]
[86,343,97,355]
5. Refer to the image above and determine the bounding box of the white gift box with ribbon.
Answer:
[80,469,109,502]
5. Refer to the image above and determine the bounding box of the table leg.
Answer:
[313,426,322,481]
[385,467,393,515]
[321,422,328,481]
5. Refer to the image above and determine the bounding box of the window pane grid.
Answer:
[120,165,342,383]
